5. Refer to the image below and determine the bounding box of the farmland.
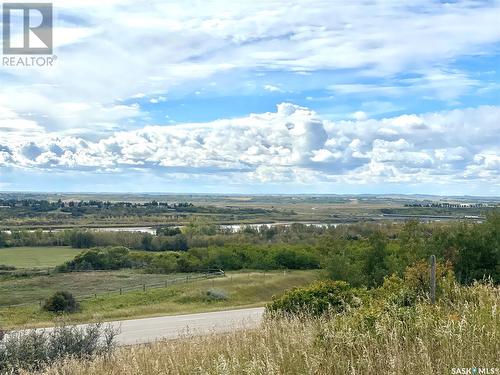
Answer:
[0,247,81,268]
[1,194,497,231]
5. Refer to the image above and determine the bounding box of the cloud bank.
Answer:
[1,104,499,191]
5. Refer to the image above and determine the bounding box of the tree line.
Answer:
[2,212,498,286]
[56,244,321,273]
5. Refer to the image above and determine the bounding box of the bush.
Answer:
[0,323,116,373]
[58,246,132,272]
[266,280,358,317]
[375,260,456,308]
[0,264,16,271]
[204,289,228,301]
[43,291,80,313]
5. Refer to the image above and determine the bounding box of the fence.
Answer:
[0,269,225,309]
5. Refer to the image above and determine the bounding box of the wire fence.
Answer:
[0,269,225,308]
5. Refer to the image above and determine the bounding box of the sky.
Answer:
[0,0,499,195]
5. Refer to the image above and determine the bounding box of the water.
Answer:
[218,222,338,232]
[2,222,338,235]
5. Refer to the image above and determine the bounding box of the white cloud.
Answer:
[1,104,499,190]
[149,96,167,104]
[352,111,368,121]
[0,1,498,193]
[1,0,499,135]
[263,84,284,93]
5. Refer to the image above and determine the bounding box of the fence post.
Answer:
[143,284,146,292]
[120,288,122,295]
[430,255,436,304]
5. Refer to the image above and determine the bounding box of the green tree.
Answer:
[398,220,429,267]
[0,231,7,248]
[364,231,389,287]
[141,233,153,250]
[454,213,499,284]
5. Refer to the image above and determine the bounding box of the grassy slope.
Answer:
[0,270,200,306]
[0,270,319,329]
[38,282,500,375]
[0,247,81,268]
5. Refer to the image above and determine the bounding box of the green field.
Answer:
[0,270,319,329]
[0,246,81,268]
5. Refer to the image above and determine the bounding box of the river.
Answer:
[2,222,339,235]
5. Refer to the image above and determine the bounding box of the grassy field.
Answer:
[0,246,81,268]
[0,270,201,306]
[0,270,319,329]
[33,282,500,375]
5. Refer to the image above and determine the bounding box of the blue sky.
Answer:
[0,0,499,194]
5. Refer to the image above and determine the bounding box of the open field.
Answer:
[0,247,81,268]
[0,270,319,329]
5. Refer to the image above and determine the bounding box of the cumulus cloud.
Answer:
[1,104,499,190]
[0,0,499,134]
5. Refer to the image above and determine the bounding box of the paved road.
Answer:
[9,307,265,346]
[112,307,264,345]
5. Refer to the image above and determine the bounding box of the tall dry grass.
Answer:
[32,282,499,375]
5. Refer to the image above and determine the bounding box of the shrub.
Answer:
[266,280,358,317]
[376,274,419,308]
[0,264,16,271]
[0,323,116,373]
[271,248,320,269]
[403,259,455,297]
[58,246,132,272]
[156,226,182,236]
[43,291,80,314]
[375,260,456,308]
[145,252,178,273]
[204,289,228,301]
